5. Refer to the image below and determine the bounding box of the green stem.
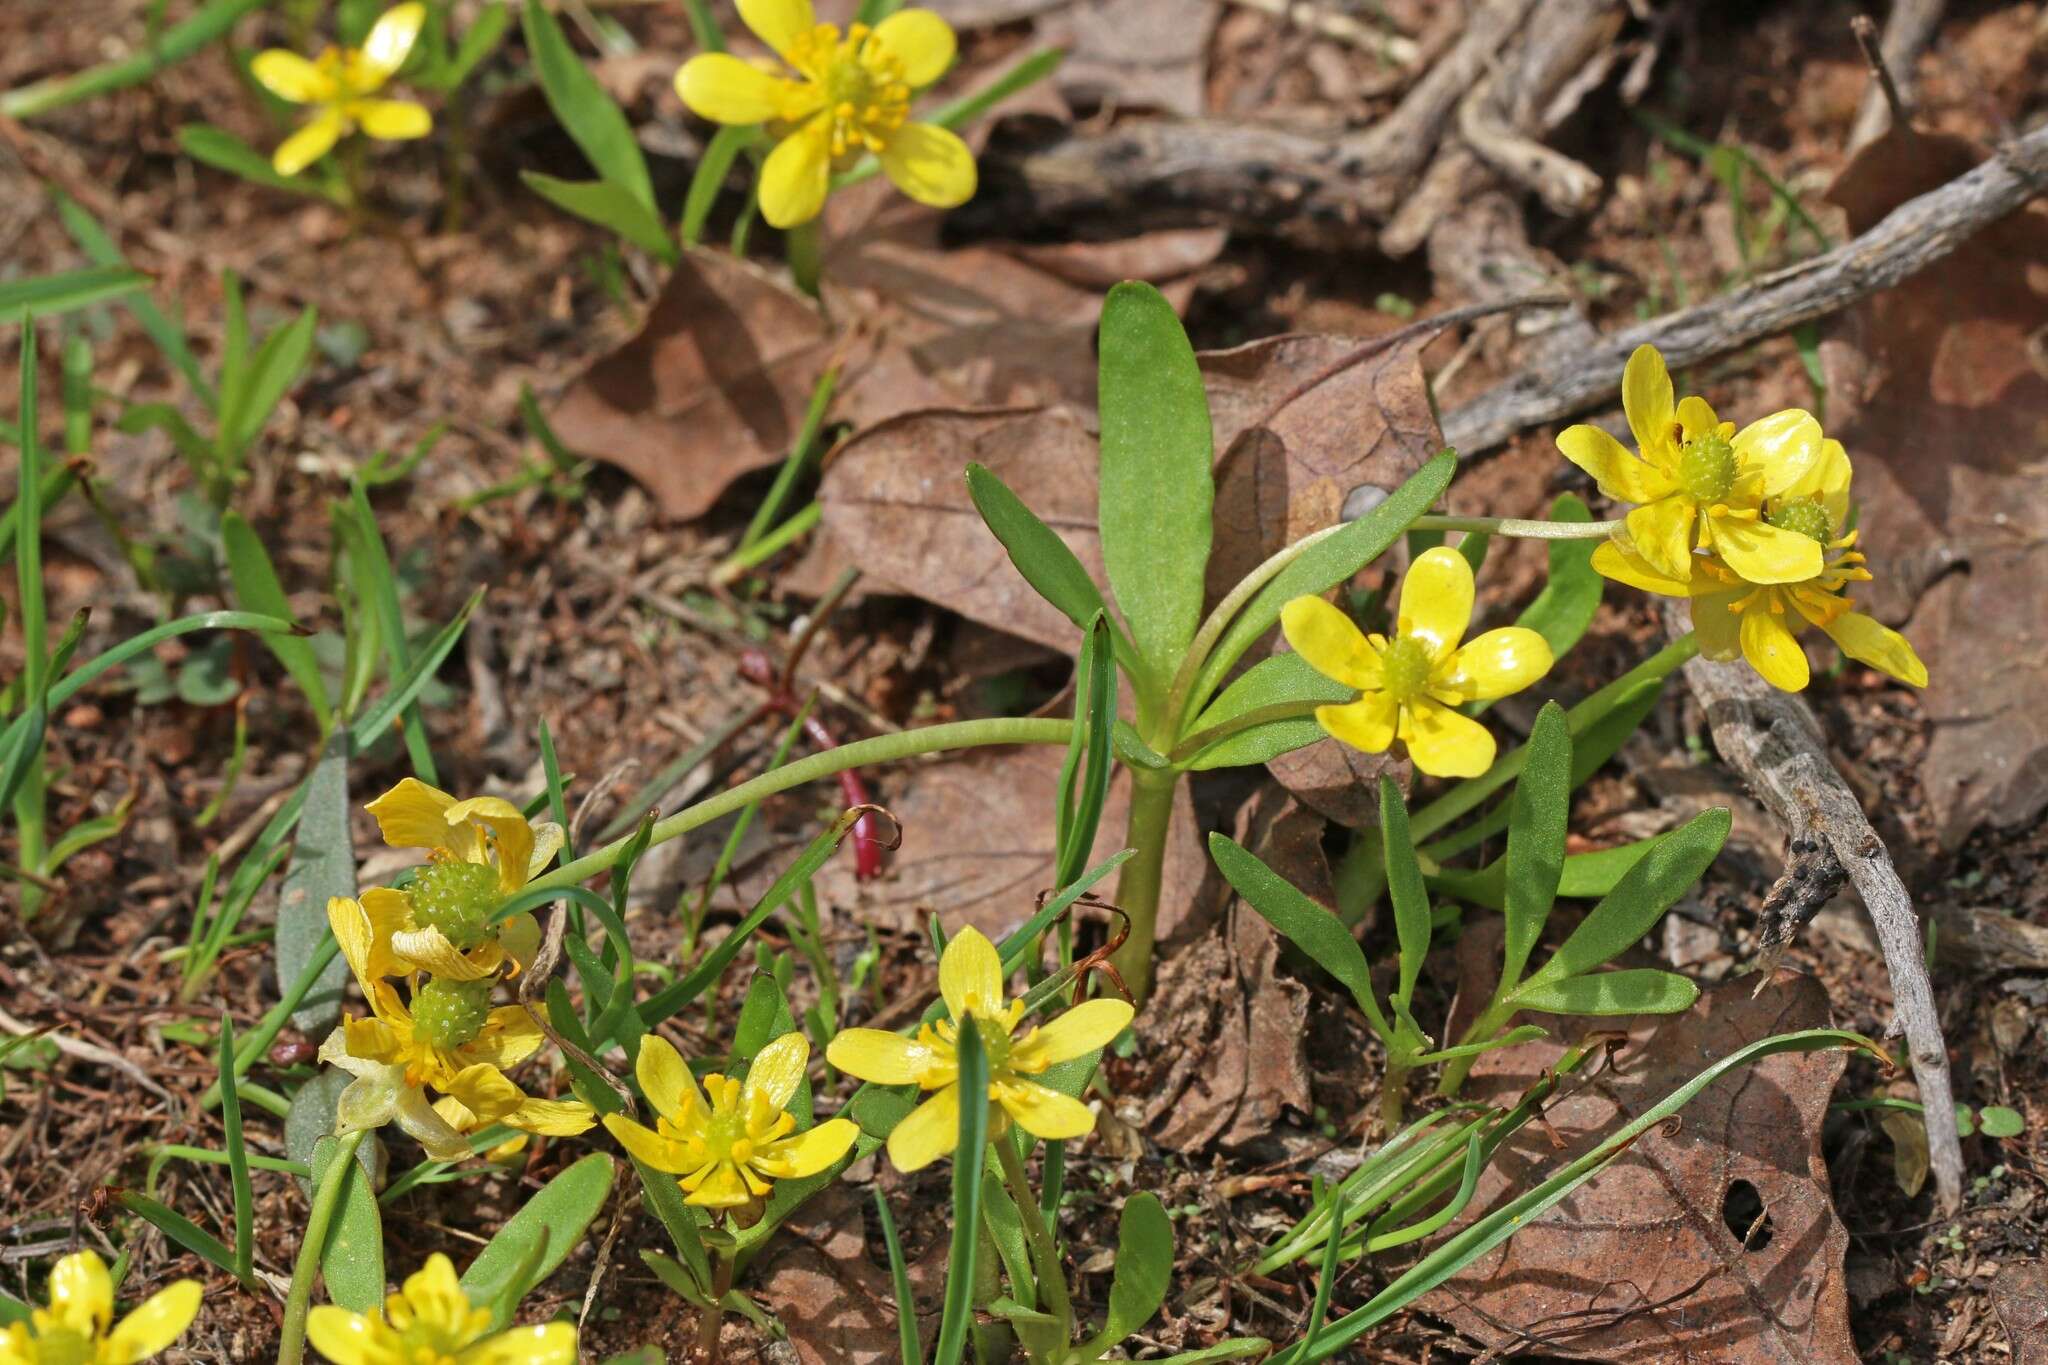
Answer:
[1107,766,1177,1003]
[528,718,1073,893]
[276,1128,366,1365]
[698,1250,734,1362]
[1163,523,1346,725]
[714,500,820,582]
[1409,514,1622,540]
[1436,999,1515,1097]
[1379,1060,1412,1129]
[995,1138,1074,1344]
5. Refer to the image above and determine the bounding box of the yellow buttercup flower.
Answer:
[321,896,594,1161]
[361,778,564,982]
[603,1032,858,1207]
[307,1253,575,1365]
[0,1250,199,1365]
[252,3,433,176]
[826,927,1132,1172]
[1280,546,1553,779]
[673,0,974,228]
[1558,344,1826,586]
[1595,439,1926,693]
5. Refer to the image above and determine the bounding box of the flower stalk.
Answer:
[277,1127,367,1365]
[994,1137,1074,1343]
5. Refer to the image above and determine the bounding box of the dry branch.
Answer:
[1848,0,1947,152]
[1440,120,2048,454]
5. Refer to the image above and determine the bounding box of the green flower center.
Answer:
[26,1327,94,1365]
[409,860,500,952]
[1766,495,1832,545]
[1379,635,1434,705]
[410,976,493,1050]
[796,22,911,158]
[1678,433,1738,504]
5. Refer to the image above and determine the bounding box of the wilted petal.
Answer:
[444,796,535,894]
[390,925,494,980]
[1690,590,1744,661]
[1823,611,1927,687]
[463,1007,546,1071]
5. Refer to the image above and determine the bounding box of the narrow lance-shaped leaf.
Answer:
[1499,701,1570,989]
[965,462,1120,651]
[461,1152,617,1329]
[520,0,655,211]
[1209,833,1390,1039]
[932,1017,989,1365]
[1080,1191,1174,1356]
[1511,969,1699,1017]
[276,730,355,1033]
[1379,777,1430,1011]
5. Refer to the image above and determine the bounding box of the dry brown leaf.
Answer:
[1819,127,2048,846]
[1036,0,1218,117]
[753,1185,920,1365]
[1993,1262,2048,1365]
[1430,973,1856,1364]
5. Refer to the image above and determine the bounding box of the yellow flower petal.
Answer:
[1709,513,1825,585]
[1674,395,1720,444]
[509,1098,598,1137]
[939,926,1004,1023]
[1435,627,1553,703]
[744,1032,810,1112]
[993,1078,1095,1140]
[396,1086,475,1159]
[1398,696,1496,779]
[1624,496,1697,582]
[872,9,957,86]
[359,2,427,87]
[1691,590,1743,661]
[1397,547,1475,660]
[389,925,495,980]
[366,778,462,855]
[306,1306,379,1365]
[603,1113,697,1173]
[328,896,384,997]
[500,912,542,972]
[1280,595,1379,690]
[758,116,832,227]
[826,1028,940,1085]
[357,886,413,980]
[462,1323,581,1365]
[399,1254,471,1338]
[879,121,977,210]
[1591,539,1692,597]
[675,52,801,125]
[106,1280,202,1361]
[525,825,565,883]
[635,1034,702,1124]
[462,1007,547,1071]
[443,796,535,895]
[343,1013,405,1064]
[251,49,339,104]
[1785,437,1853,529]
[754,1116,860,1179]
[442,1064,527,1125]
[737,0,815,59]
[886,1083,960,1172]
[685,1162,754,1207]
[1010,998,1133,1071]
[274,108,346,175]
[1554,424,1674,505]
[350,98,432,140]
[1622,344,1678,466]
[1731,409,1822,498]
[1314,693,1398,754]
[1738,606,1809,691]
[47,1251,113,1335]
[1822,610,1927,687]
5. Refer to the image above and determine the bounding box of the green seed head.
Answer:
[410,976,494,1050]
[1766,495,1832,545]
[1380,635,1435,705]
[1678,432,1738,503]
[408,860,500,952]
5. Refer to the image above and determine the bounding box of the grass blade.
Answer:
[932,1017,989,1365]
[216,1015,256,1284]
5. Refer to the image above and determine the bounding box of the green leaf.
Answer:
[1500,702,1570,988]
[50,191,212,406]
[1209,833,1390,1039]
[346,588,483,751]
[1511,969,1699,1016]
[462,1153,616,1327]
[1192,452,1455,709]
[1152,1343,1272,1364]
[217,1016,255,1283]
[219,304,317,462]
[1180,650,1351,770]
[1980,1106,2025,1139]
[116,402,215,471]
[933,1017,990,1365]
[441,2,511,89]
[277,730,356,1033]
[1519,806,1729,992]
[965,462,1114,645]
[1513,494,1603,663]
[873,1189,921,1365]
[520,0,655,210]
[178,124,342,201]
[1096,282,1212,685]
[0,265,146,322]
[0,1288,28,1327]
[175,637,241,706]
[311,1135,385,1313]
[681,125,759,248]
[283,1070,369,1192]
[1379,777,1429,1011]
[521,172,678,262]
[222,511,332,730]
[113,1189,237,1275]
[1079,1192,1173,1356]
[1559,836,1664,898]
[1053,613,1118,891]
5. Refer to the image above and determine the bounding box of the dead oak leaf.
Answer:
[1993,1261,2048,1365]
[1430,973,1856,1364]
[754,1184,922,1365]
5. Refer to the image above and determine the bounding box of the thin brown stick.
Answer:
[1848,1,1946,153]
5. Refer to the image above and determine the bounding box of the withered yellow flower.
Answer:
[307,1253,575,1365]
[673,0,973,227]
[0,1251,199,1365]
[827,927,1131,1172]
[252,3,433,176]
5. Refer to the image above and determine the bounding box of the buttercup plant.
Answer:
[306,1254,575,1365]
[252,3,433,177]
[0,1251,200,1365]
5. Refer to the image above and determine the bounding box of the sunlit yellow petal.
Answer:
[878,121,976,210]
[1435,627,1553,702]
[105,1279,202,1361]
[356,886,413,979]
[343,1013,405,1065]
[1314,693,1398,754]
[1674,395,1719,444]
[744,1032,810,1112]
[1397,546,1475,660]
[307,1306,379,1365]
[1010,999,1133,1070]
[1709,513,1825,585]
[1739,606,1809,691]
[47,1251,112,1335]
[754,1116,860,1179]
[1785,437,1853,529]
[872,9,956,86]
[1591,538,1693,597]
[462,1007,546,1070]
[328,897,383,997]
[826,1028,940,1085]
[1279,595,1379,690]
[443,1064,527,1125]
[1822,611,1926,687]
[603,1113,697,1174]
[366,778,460,854]
[509,1097,597,1137]
[758,116,832,227]
[274,108,346,176]
[1731,409,1821,498]
[737,0,815,58]
[993,1079,1095,1140]
[388,925,494,980]
[1554,424,1674,505]
[1624,496,1696,582]
[1690,590,1743,661]
[635,1034,702,1124]
[886,1083,960,1172]
[1622,344,1678,465]
[444,796,535,894]
[350,98,431,140]
[674,52,798,125]
[359,3,426,86]
[685,1162,753,1207]
[461,1323,581,1365]
[938,926,1004,1023]
[1398,697,1496,779]
[251,50,338,104]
